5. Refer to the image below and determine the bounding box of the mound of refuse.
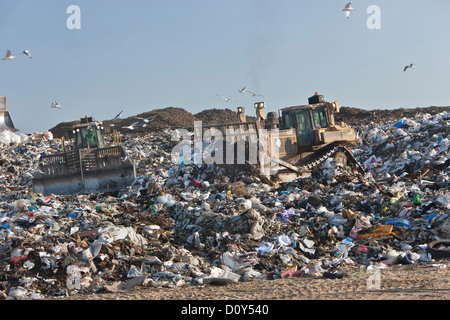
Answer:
[48,105,450,139]
[0,107,449,300]
[49,107,248,139]
[195,108,256,125]
[335,105,450,127]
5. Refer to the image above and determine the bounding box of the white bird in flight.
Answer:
[51,102,61,109]
[87,121,100,130]
[135,115,156,123]
[2,50,15,60]
[22,50,32,59]
[216,95,236,103]
[135,122,148,128]
[112,110,123,121]
[342,2,355,20]
[247,90,263,97]
[122,122,139,130]
[238,87,246,94]
[404,63,415,72]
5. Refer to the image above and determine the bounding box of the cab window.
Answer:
[312,107,328,128]
[295,109,314,147]
[74,127,101,149]
[85,127,98,148]
[282,111,293,129]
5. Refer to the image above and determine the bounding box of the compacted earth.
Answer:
[51,259,450,301]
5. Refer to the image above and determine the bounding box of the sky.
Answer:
[1,0,450,134]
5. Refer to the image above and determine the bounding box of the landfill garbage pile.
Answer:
[49,107,250,139]
[0,110,449,300]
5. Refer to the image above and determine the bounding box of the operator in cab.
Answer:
[85,127,98,148]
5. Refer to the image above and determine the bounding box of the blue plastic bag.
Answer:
[394,119,405,128]
[383,218,411,228]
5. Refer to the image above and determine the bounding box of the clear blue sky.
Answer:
[1,0,449,134]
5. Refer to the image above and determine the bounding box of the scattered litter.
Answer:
[204,267,240,285]
[0,108,449,299]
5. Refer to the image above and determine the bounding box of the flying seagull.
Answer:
[87,121,100,130]
[2,50,15,60]
[122,122,139,130]
[403,63,415,72]
[112,110,123,121]
[247,90,263,97]
[22,50,32,59]
[134,122,148,128]
[135,115,156,123]
[216,95,236,102]
[51,102,61,109]
[238,87,246,94]
[342,2,355,20]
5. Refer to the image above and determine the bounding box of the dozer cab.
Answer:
[32,116,136,196]
[198,93,364,182]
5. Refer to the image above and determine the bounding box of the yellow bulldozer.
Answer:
[198,93,364,182]
[32,116,136,195]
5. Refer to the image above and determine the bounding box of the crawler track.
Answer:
[297,144,365,175]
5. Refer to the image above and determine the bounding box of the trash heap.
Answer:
[0,110,449,300]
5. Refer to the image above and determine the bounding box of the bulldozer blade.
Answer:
[32,145,136,196]
[32,165,136,196]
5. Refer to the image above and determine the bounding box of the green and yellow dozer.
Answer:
[32,116,136,196]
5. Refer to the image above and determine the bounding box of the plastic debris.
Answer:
[0,108,449,299]
[204,267,240,285]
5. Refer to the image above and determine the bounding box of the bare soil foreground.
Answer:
[51,259,450,301]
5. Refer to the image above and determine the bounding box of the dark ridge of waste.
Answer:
[335,105,450,127]
[49,107,250,139]
[49,105,450,139]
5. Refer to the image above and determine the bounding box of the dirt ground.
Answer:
[50,259,450,301]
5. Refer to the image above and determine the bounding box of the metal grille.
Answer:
[38,146,126,176]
